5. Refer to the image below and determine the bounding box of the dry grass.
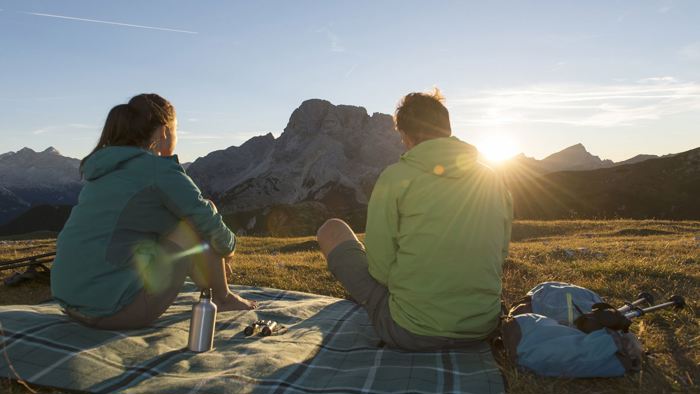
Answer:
[1,220,698,393]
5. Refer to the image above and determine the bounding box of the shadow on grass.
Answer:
[276,240,319,253]
[611,228,676,237]
[501,358,676,394]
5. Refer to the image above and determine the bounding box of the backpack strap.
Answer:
[508,295,532,316]
[499,316,521,365]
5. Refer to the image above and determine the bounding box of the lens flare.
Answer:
[132,221,213,294]
[133,240,171,293]
[171,242,210,261]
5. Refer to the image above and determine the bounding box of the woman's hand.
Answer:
[206,199,218,213]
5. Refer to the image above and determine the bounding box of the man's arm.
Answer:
[502,190,513,262]
[365,171,400,286]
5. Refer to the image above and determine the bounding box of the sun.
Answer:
[476,135,519,163]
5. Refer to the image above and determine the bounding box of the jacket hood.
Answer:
[82,146,150,181]
[400,136,479,178]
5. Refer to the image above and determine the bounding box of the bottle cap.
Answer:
[201,288,213,299]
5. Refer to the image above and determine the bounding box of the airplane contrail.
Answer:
[23,12,198,34]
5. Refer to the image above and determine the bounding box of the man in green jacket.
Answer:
[317,89,512,350]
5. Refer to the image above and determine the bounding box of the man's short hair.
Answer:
[394,88,452,142]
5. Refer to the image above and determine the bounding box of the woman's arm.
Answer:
[154,157,236,256]
[204,199,236,257]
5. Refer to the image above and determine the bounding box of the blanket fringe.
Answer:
[0,321,37,393]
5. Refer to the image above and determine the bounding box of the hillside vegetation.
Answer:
[1,220,698,394]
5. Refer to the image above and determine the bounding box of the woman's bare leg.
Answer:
[166,221,256,311]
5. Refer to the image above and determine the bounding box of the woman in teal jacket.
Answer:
[52,93,255,330]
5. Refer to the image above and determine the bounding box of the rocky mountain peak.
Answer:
[545,143,589,159]
[188,98,404,218]
[284,99,333,135]
[541,143,613,172]
[568,143,586,151]
[284,99,373,138]
[43,146,60,155]
[11,147,37,160]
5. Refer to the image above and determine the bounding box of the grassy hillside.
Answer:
[1,220,698,393]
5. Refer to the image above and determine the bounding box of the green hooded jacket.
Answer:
[365,136,512,339]
[51,146,235,317]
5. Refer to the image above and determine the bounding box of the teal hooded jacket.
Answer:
[51,146,235,317]
[365,136,512,339]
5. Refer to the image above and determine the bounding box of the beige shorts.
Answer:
[65,240,190,330]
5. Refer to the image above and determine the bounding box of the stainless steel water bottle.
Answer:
[187,288,217,352]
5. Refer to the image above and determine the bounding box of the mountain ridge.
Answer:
[187,99,405,233]
[507,146,700,219]
[0,99,695,234]
[507,143,669,174]
[0,147,82,224]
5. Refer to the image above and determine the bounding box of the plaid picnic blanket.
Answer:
[0,284,504,393]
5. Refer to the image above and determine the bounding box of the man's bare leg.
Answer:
[317,218,360,259]
[317,219,380,306]
[166,221,256,311]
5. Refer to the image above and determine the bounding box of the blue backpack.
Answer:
[501,282,642,378]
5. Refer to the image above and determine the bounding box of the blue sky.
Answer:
[1,0,699,162]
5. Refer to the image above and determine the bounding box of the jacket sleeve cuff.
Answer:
[210,230,236,256]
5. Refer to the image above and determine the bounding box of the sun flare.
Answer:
[476,135,519,163]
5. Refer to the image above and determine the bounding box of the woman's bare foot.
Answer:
[215,292,257,312]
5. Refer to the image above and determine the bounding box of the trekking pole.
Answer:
[0,252,55,272]
[624,295,686,319]
[617,292,654,314]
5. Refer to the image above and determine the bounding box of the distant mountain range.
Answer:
[507,143,673,174]
[507,147,700,219]
[0,147,82,224]
[0,99,696,235]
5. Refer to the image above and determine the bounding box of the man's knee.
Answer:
[317,218,349,238]
[317,219,356,258]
